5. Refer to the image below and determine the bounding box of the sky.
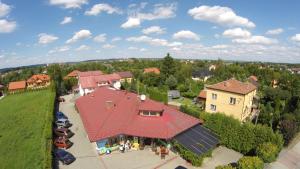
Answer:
[0,0,300,69]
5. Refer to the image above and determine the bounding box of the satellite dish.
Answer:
[140,94,146,101]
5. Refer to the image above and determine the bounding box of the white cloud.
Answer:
[85,3,121,16]
[60,17,72,25]
[121,3,176,28]
[127,35,182,47]
[111,37,122,42]
[93,34,106,42]
[38,33,59,44]
[76,45,90,51]
[142,26,166,35]
[121,17,140,29]
[188,5,255,28]
[0,19,16,33]
[66,29,92,44]
[0,2,11,17]
[102,44,115,49]
[173,30,200,41]
[233,36,278,45]
[48,46,70,54]
[266,28,284,35]
[291,34,300,42]
[128,46,138,50]
[168,41,183,47]
[223,28,251,38]
[140,48,147,52]
[49,0,88,9]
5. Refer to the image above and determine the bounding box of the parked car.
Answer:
[56,111,68,120]
[55,119,71,128]
[54,137,73,149]
[54,128,74,138]
[55,149,76,165]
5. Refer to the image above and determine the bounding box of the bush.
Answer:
[180,105,200,118]
[256,142,278,163]
[237,156,264,169]
[181,91,197,98]
[216,165,236,169]
[173,142,211,166]
[147,87,168,104]
[200,112,284,155]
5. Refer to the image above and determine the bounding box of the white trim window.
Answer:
[212,93,217,100]
[230,97,236,105]
[210,104,217,111]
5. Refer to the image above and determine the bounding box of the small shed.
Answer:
[168,90,181,100]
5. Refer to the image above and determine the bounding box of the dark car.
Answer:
[54,128,74,138]
[56,111,68,120]
[54,137,74,149]
[55,149,76,165]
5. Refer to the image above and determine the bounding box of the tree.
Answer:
[256,142,279,163]
[165,75,177,89]
[280,119,298,145]
[237,156,264,169]
[161,53,176,79]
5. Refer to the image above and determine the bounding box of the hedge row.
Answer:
[147,87,168,104]
[179,104,200,118]
[199,112,284,156]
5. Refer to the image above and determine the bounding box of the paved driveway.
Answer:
[57,94,242,169]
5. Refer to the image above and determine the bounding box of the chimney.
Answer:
[105,101,114,109]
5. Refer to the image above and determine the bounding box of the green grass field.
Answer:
[0,89,55,169]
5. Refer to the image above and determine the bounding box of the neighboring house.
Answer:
[65,70,81,79]
[168,90,180,101]
[205,79,258,122]
[78,71,103,77]
[271,79,278,88]
[75,87,218,155]
[197,90,207,109]
[0,84,4,97]
[78,71,122,96]
[192,69,213,82]
[27,74,51,89]
[144,67,160,74]
[290,68,300,74]
[8,81,26,93]
[116,71,133,83]
[248,75,259,88]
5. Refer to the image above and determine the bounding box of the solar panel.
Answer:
[174,124,219,155]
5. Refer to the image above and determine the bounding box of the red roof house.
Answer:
[78,71,103,77]
[75,87,200,142]
[65,70,81,79]
[144,67,160,74]
[8,81,26,92]
[27,74,51,89]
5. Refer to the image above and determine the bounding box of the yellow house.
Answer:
[204,79,258,121]
[116,71,133,83]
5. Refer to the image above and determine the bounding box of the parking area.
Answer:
[57,94,242,169]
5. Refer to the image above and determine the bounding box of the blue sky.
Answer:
[0,0,299,69]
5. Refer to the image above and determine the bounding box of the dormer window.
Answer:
[140,110,162,117]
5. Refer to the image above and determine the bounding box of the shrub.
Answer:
[181,91,197,98]
[180,105,200,118]
[199,112,284,155]
[147,87,168,104]
[216,165,236,169]
[237,156,264,169]
[256,142,278,163]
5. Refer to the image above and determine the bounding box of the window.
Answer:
[141,111,159,116]
[210,104,216,111]
[230,97,236,105]
[212,93,217,100]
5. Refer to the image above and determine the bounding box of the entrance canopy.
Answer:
[174,124,219,155]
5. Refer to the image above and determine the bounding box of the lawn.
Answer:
[0,89,55,169]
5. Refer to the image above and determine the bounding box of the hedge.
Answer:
[256,142,279,163]
[237,156,264,169]
[147,87,168,104]
[200,112,284,155]
[180,104,200,118]
[173,142,212,166]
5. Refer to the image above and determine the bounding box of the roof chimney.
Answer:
[105,101,114,109]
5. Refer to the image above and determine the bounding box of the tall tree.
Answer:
[161,53,176,79]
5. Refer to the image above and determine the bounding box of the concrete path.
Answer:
[265,134,300,169]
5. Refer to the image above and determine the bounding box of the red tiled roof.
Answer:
[116,71,133,78]
[67,70,81,77]
[144,67,160,74]
[207,79,257,95]
[79,73,121,89]
[78,71,103,77]
[27,74,50,83]
[75,88,200,141]
[249,75,258,82]
[8,81,26,90]
[198,90,207,99]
